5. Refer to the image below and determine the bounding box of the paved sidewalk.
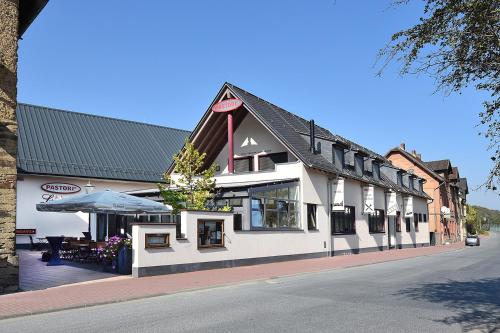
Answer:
[0,242,464,319]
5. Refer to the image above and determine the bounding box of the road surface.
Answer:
[2,234,499,332]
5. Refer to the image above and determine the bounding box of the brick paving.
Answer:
[0,242,464,319]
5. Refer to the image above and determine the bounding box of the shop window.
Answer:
[258,152,288,171]
[234,157,253,173]
[307,204,317,230]
[145,233,170,248]
[250,183,299,229]
[197,220,224,248]
[414,213,419,232]
[396,211,401,232]
[405,217,411,232]
[332,206,356,234]
[369,209,385,233]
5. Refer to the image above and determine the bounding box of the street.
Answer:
[2,234,499,333]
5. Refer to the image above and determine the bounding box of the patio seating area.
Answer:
[19,250,120,291]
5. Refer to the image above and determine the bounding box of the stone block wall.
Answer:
[0,0,20,293]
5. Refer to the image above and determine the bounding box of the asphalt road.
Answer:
[2,234,499,333]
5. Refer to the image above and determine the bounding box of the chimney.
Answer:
[309,120,316,154]
[416,153,422,160]
[411,149,417,157]
[400,142,406,150]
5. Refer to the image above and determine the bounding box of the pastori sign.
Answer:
[41,183,81,194]
[211,98,243,113]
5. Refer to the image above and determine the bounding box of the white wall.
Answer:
[132,210,328,271]
[214,113,297,174]
[332,179,387,252]
[395,196,430,247]
[16,175,155,244]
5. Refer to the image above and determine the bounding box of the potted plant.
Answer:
[98,236,131,274]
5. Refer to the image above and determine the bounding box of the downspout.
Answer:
[327,177,333,256]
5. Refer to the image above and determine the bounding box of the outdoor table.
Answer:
[45,236,64,266]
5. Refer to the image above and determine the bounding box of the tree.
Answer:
[378,0,500,192]
[466,204,481,234]
[158,141,216,213]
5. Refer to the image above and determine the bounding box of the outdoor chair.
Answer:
[29,235,42,251]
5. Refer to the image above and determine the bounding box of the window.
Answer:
[423,214,427,222]
[397,172,403,186]
[332,145,345,169]
[418,213,422,222]
[396,211,401,232]
[233,214,242,231]
[216,197,243,208]
[332,206,356,234]
[405,217,411,232]
[414,213,419,232]
[307,204,317,230]
[258,152,288,171]
[250,183,299,229]
[355,155,364,177]
[197,220,224,248]
[96,213,107,241]
[234,157,253,173]
[369,209,385,233]
[373,163,380,180]
[145,233,170,249]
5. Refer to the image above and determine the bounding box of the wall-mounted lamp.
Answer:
[84,180,95,194]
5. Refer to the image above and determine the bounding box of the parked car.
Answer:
[465,234,480,246]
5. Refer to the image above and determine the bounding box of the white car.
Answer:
[465,234,480,246]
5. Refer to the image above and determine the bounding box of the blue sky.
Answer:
[18,0,498,209]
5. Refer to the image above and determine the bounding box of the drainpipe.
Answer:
[327,177,333,256]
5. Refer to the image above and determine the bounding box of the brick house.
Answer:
[386,144,465,245]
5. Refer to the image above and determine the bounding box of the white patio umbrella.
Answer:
[36,190,171,214]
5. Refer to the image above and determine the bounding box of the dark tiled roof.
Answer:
[386,147,444,182]
[224,84,429,199]
[458,178,469,194]
[424,160,451,172]
[17,103,190,182]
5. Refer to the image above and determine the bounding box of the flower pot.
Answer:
[117,246,132,275]
[102,259,118,273]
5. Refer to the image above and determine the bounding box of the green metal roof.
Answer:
[17,103,190,182]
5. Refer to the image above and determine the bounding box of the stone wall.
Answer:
[0,0,20,293]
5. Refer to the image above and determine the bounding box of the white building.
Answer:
[15,104,189,248]
[131,83,431,277]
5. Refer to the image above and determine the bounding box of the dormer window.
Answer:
[354,154,364,177]
[332,145,345,170]
[409,177,414,190]
[373,163,380,180]
[345,150,355,168]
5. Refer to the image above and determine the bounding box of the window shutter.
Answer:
[234,157,253,173]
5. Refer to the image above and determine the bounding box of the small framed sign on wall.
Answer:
[145,233,170,249]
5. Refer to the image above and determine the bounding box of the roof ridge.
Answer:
[17,102,191,134]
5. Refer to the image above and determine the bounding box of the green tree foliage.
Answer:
[378,0,500,192]
[466,204,481,234]
[158,141,216,213]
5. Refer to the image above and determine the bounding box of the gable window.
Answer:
[396,211,401,232]
[197,220,224,248]
[332,206,356,235]
[369,209,385,233]
[414,213,419,232]
[307,204,317,230]
[250,182,299,229]
[405,217,411,232]
[234,157,253,173]
[258,152,288,171]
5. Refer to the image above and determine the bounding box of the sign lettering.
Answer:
[212,98,243,113]
[41,183,81,194]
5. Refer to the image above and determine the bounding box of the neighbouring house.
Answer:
[386,145,467,245]
[14,103,189,248]
[131,83,432,277]
[0,0,48,294]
